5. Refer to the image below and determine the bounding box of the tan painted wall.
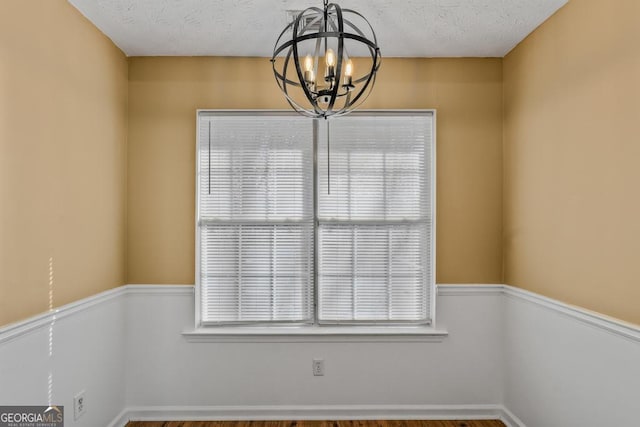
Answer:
[0,1,128,326]
[503,0,640,324]
[3,0,636,329]
[127,57,503,285]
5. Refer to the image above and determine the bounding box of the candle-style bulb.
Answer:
[325,49,336,67]
[345,59,353,77]
[324,49,336,82]
[302,54,315,84]
[343,59,354,90]
[303,55,313,72]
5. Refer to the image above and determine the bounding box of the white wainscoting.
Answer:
[0,288,126,427]
[123,285,504,415]
[0,284,638,427]
[503,286,640,427]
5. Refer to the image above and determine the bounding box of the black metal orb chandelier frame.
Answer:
[271,0,381,119]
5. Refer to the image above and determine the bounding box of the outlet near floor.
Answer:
[74,390,86,420]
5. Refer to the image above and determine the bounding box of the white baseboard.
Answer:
[499,406,527,427]
[107,408,130,427]
[109,404,517,426]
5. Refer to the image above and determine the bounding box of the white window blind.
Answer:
[317,114,433,324]
[197,114,314,324]
[197,111,434,328]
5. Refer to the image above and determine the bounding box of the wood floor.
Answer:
[126,421,507,427]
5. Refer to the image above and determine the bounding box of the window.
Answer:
[196,111,434,328]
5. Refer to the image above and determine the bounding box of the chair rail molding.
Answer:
[1,283,638,427]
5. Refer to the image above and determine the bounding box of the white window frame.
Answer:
[190,110,441,341]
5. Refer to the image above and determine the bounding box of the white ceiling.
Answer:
[68,0,568,58]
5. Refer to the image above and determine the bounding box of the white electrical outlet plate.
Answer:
[312,359,324,376]
[74,390,86,420]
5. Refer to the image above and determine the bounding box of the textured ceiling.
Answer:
[67,0,568,57]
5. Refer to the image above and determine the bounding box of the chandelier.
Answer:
[271,0,381,119]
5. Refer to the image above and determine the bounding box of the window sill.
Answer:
[182,325,448,343]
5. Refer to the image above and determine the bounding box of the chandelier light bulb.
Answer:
[304,55,313,72]
[345,60,353,77]
[303,55,315,83]
[324,48,336,81]
[325,49,336,67]
[343,59,354,90]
